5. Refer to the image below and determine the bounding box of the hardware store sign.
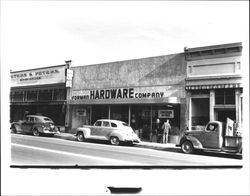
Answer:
[11,66,66,87]
[72,86,175,100]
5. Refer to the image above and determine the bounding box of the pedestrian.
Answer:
[161,119,171,144]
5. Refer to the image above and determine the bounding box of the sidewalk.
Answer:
[54,132,179,151]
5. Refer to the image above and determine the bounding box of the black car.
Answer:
[11,115,58,136]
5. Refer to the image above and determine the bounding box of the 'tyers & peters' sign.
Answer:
[11,66,66,87]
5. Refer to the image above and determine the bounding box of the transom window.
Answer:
[215,89,235,105]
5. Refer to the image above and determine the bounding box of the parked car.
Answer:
[75,119,141,145]
[10,115,58,136]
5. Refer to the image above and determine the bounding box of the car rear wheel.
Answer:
[11,125,17,134]
[110,136,120,146]
[76,132,85,142]
[181,141,194,154]
[32,128,40,136]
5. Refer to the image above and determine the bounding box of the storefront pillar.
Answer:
[187,92,192,131]
[209,90,215,121]
[64,60,72,132]
[128,105,131,126]
[108,106,111,120]
[235,89,241,125]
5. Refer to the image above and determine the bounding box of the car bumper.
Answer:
[42,130,58,134]
[124,138,141,143]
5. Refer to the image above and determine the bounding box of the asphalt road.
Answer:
[11,134,242,166]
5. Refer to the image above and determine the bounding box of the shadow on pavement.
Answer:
[160,147,242,160]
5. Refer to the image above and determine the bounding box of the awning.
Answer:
[185,83,242,90]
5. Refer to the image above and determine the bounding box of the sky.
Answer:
[1,1,249,71]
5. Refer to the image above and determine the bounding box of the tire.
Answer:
[32,128,40,136]
[110,136,120,146]
[76,132,85,142]
[181,140,194,154]
[11,125,17,134]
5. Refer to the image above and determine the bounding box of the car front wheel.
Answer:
[32,128,40,136]
[181,141,194,154]
[76,132,85,142]
[110,136,120,146]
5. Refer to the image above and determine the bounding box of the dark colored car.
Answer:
[10,115,58,136]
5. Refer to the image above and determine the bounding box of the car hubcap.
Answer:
[33,129,39,136]
[111,137,119,145]
[12,127,17,133]
[77,134,84,141]
[182,142,192,153]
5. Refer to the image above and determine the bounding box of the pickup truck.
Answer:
[177,121,242,154]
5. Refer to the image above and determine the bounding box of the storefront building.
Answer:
[69,53,187,141]
[184,42,243,131]
[10,61,72,127]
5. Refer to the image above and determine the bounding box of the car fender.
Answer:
[108,131,125,141]
[76,127,91,138]
[11,122,22,132]
[31,124,44,132]
[181,135,203,149]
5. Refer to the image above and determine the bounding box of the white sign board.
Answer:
[71,86,180,101]
[158,110,174,118]
[11,66,66,87]
[225,117,234,136]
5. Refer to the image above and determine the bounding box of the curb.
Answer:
[55,132,179,151]
[135,142,177,150]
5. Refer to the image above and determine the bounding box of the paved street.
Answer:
[11,133,242,166]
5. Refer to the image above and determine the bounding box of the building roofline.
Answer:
[185,42,242,53]
[72,52,183,69]
[10,64,67,73]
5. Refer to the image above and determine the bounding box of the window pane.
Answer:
[39,90,52,101]
[95,121,102,126]
[53,89,66,100]
[111,123,117,127]
[103,121,110,127]
[27,91,37,101]
[225,89,235,104]
[215,90,224,104]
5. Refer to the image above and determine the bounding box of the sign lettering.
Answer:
[71,87,167,100]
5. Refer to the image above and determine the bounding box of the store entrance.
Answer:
[217,109,236,123]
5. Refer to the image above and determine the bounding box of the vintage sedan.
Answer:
[10,115,58,136]
[75,119,141,145]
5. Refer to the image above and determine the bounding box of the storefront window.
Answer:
[91,105,109,124]
[130,104,180,141]
[215,89,235,105]
[12,91,24,102]
[191,98,209,127]
[110,105,129,123]
[26,91,38,101]
[39,89,52,101]
[53,88,66,100]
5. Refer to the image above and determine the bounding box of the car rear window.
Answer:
[44,118,53,122]
[111,123,117,127]
[122,123,129,127]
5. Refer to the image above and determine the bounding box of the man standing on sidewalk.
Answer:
[161,119,171,144]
